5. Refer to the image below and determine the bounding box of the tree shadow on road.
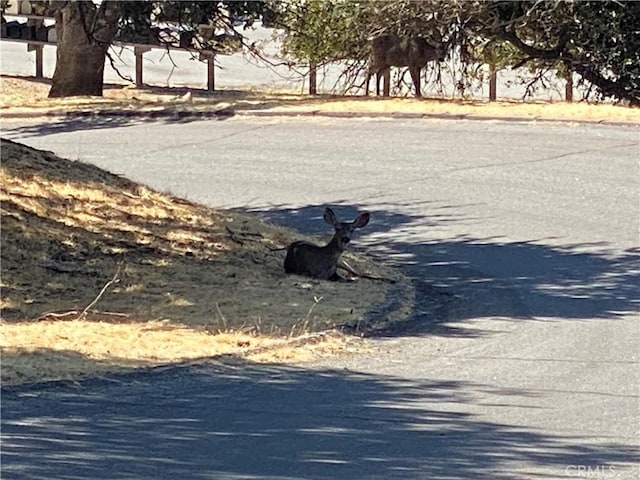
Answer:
[247,201,639,337]
[2,359,638,480]
[3,199,638,479]
[1,109,237,138]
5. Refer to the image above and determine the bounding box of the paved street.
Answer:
[1,116,639,479]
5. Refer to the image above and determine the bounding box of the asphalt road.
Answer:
[1,116,639,479]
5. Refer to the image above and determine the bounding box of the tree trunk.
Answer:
[308,62,317,95]
[48,1,120,98]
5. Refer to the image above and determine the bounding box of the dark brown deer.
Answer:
[284,207,370,281]
[366,34,446,98]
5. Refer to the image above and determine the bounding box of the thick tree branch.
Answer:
[496,23,638,105]
[496,26,563,61]
[571,62,639,106]
[92,0,121,45]
[106,49,133,83]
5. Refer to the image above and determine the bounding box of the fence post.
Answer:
[134,46,151,87]
[565,73,573,102]
[27,43,43,78]
[207,54,215,92]
[199,51,215,91]
[489,63,497,101]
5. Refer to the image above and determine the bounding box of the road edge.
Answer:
[1,107,639,127]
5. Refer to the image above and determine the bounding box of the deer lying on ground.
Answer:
[281,207,395,283]
[284,208,369,281]
[366,34,447,98]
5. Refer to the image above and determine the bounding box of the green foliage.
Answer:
[275,0,456,65]
[85,0,267,54]
[117,1,154,43]
[116,1,267,40]
[570,1,640,104]
[276,0,362,65]
[41,0,639,103]
[479,0,640,104]
[275,0,639,104]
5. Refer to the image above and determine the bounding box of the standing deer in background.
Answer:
[366,34,447,98]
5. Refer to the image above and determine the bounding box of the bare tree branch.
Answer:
[106,48,133,83]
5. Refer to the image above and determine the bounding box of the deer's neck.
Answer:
[324,234,346,259]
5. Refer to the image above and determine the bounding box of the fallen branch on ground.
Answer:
[76,266,121,320]
[35,267,123,322]
[36,310,79,321]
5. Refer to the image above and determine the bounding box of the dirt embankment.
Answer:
[0,139,412,385]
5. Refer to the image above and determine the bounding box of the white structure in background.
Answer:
[1,9,585,103]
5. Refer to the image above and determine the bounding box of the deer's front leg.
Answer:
[365,69,372,96]
[409,67,421,97]
[382,68,391,97]
[375,70,382,96]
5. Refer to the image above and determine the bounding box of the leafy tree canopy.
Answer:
[12,0,638,103]
[274,0,640,105]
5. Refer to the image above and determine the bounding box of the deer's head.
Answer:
[324,207,370,251]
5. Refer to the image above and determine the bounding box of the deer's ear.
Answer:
[324,207,339,226]
[353,212,370,228]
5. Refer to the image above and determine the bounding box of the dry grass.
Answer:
[2,75,638,124]
[1,155,230,259]
[285,97,640,123]
[0,139,408,386]
[0,319,364,386]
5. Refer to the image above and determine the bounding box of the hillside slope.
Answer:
[0,139,413,384]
